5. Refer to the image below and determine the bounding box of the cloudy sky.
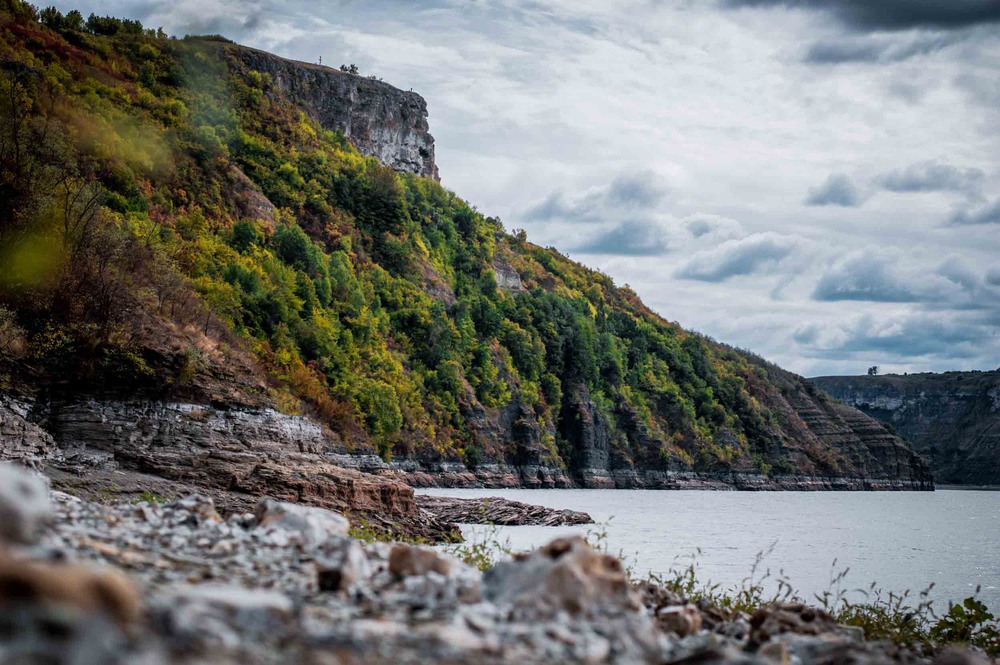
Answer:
[56,0,1000,376]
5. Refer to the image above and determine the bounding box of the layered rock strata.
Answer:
[811,371,1000,485]
[415,494,593,526]
[1,396,458,542]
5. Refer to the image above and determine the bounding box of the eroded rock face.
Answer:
[811,371,1000,485]
[400,378,933,491]
[229,46,438,180]
[0,397,58,463]
[12,396,458,542]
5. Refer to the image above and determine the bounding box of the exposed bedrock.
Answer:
[229,46,438,180]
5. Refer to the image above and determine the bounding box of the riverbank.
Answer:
[419,487,1000,616]
[399,461,935,491]
[0,463,995,664]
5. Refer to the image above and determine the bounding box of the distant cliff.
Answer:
[810,371,1000,485]
[227,45,438,180]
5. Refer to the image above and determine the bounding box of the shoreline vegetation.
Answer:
[444,518,1000,660]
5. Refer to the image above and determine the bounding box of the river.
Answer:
[419,487,1000,613]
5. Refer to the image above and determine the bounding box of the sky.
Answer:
[53,0,1000,376]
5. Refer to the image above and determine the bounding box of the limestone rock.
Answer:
[0,463,51,544]
[0,551,142,627]
[152,585,299,657]
[484,536,639,617]
[749,603,846,644]
[388,544,460,578]
[229,46,438,180]
[316,538,370,593]
[657,604,703,637]
[254,498,349,548]
[416,494,593,526]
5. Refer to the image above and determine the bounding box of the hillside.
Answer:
[811,371,1000,486]
[0,1,931,510]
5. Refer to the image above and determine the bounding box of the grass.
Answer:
[341,512,1000,657]
[653,545,1000,657]
[439,520,1000,657]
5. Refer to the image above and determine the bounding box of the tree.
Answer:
[867,365,879,376]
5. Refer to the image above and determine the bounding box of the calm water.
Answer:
[420,488,1000,613]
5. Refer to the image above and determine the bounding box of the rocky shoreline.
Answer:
[415,495,594,526]
[0,463,984,665]
[400,461,934,491]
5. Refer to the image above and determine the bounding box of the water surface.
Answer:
[420,488,1000,613]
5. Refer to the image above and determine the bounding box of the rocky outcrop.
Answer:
[493,257,526,293]
[0,397,58,463]
[3,396,458,542]
[228,45,438,180]
[416,494,593,526]
[397,379,933,491]
[811,371,1000,485]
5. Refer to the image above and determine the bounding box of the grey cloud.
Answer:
[805,32,961,64]
[720,0,1000,32]
[793,324,820,344]
[948,197,1000,225]
[813,250,921,302]
[955,71,1000,108]
[524,170,668,223]
[573,221,671,256]
[607,172,669,210]
[675,232,802,282]
[937,256,981,291]
[987,267,1000,287]
[874,160,984,197]
[684,214,743,239]
[804,174,865,207]
[813,314,990,359]
[807,162,985,210]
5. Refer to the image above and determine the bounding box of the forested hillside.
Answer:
[0,2,932,489]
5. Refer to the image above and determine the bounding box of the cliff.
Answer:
[0,8,931,498]
[227,45,439,180]
[395,363,933,490]
[810,371,1000,485]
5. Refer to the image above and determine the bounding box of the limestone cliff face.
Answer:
[228,46,438,180]
[396,376,934,491]
[0,397,58,463]
[811,371,1000,485]
[1,395,457,541]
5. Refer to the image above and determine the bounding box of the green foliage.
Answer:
[929,597,1000,653]
[0,5,840,476]
[447,524,513,572]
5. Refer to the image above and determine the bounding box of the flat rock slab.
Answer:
[416,495,593,526]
